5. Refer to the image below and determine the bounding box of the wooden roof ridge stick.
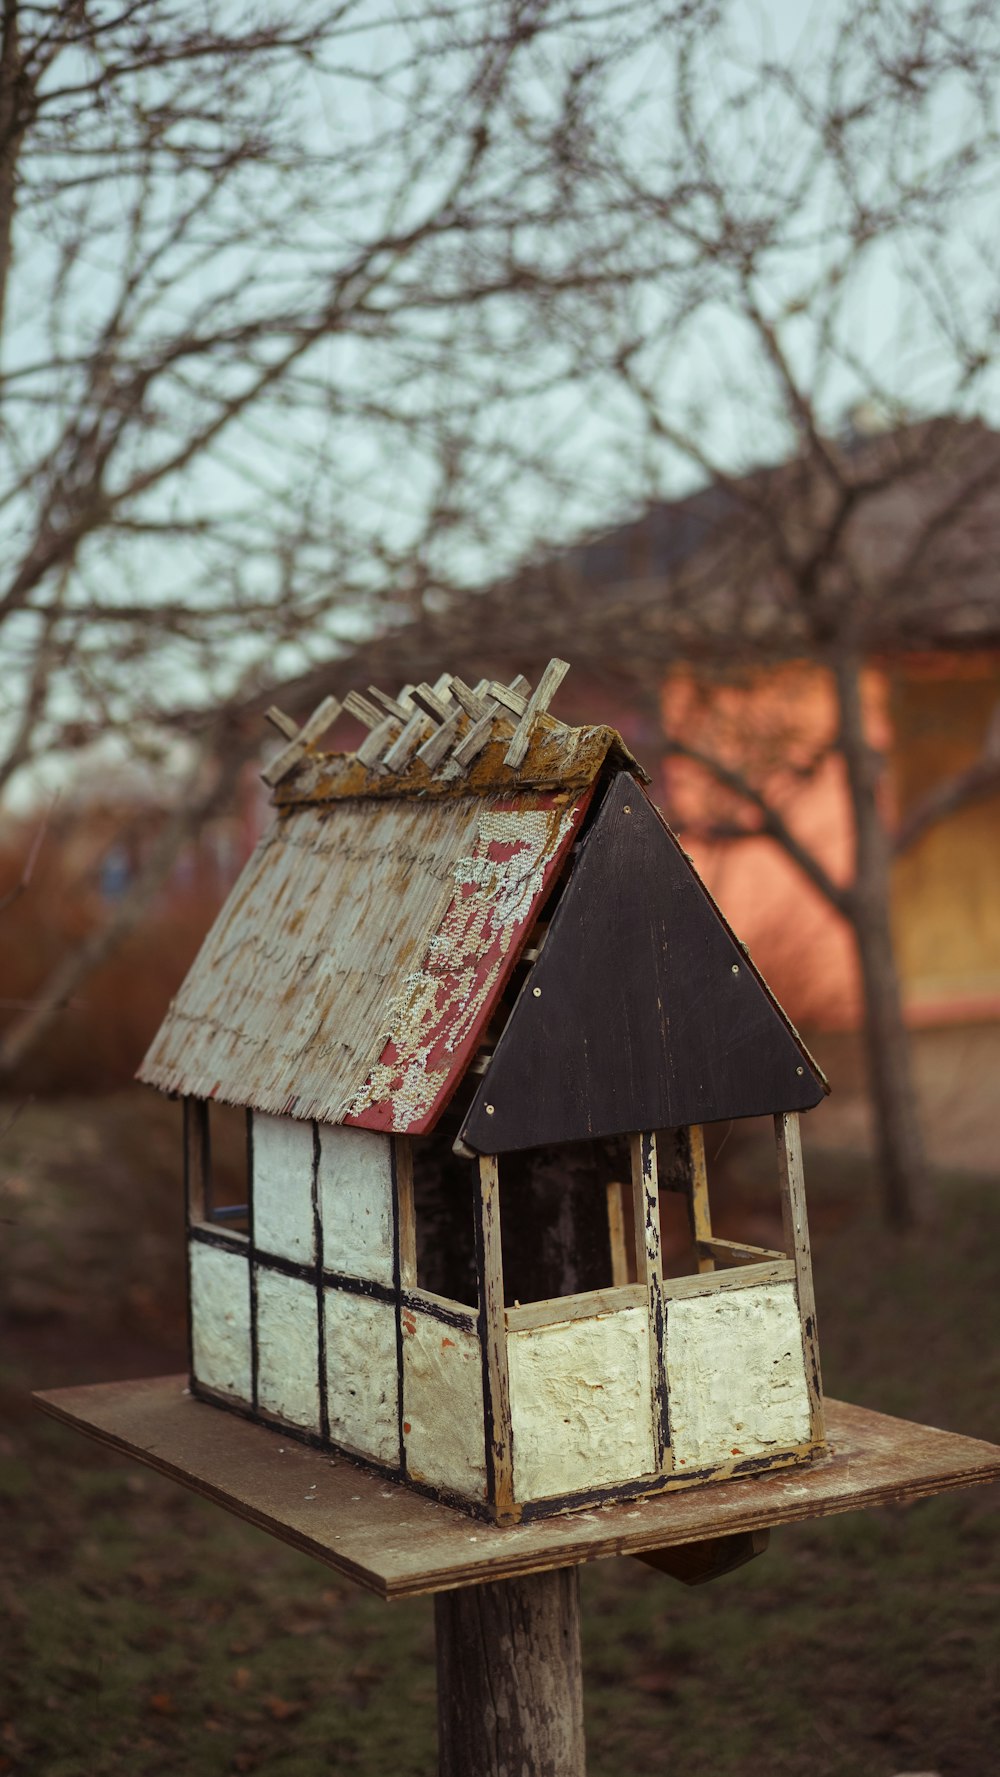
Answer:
[265,706,300,740]
[382,707,434,773]
[504,659,570,770]
[368,684,415,721]
[356,714,402,770]
[450,675,534,774]
[410,678,454,724]
[343,689,385,729]
[261,693,342,787]
[449,677,492,721]
[487,680,530,716]
[417,704,466,769]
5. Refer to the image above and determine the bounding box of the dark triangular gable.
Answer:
[459,772,827,1154]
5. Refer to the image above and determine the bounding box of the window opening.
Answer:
[657,1118,789,1278]
[411,1133,478,1307]
[207,1102,250,1231]
[498,1135,626,1306]
[408,1073,479,1307]
[186,1098,249,1234]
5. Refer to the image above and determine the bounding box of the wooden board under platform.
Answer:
[35,1375,1000,1602]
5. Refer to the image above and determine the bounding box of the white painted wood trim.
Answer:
[661,1258,795,1301]
[505,1283,647,1333]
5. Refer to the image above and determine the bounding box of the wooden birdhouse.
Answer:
[139,662,829,1526]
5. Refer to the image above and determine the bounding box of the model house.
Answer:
[140,662,829,1524]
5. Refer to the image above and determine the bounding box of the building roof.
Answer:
[460,773,826,1153]
[141,661,828,1143]
[139,670,639,1131]
[241,418,1000,733]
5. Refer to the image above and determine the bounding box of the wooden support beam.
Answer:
[435,1568,584,1777]
[686,1123,716,1273]
[660,1258,795,1301]
[261,694,341,787]
[630,1131,670,1471]
[503,657,570,769]
[505,1282,646,1333]
[696,1235,787,1265]
[776,1110,824,1444]
[606,1179,631,1286]
[474,1155,515,1523]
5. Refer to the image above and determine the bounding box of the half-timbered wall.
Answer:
[401,1309,487,1502]
[664,1278,812,1470]
[186,1099,822,1520]
[186,1104,489,1504]
[187,1106,399,1449]
[507,1306,655,1502]
[319,1124,399,1466]
[188,1240,252,1402]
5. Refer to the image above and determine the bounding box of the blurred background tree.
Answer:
[2,1,1000,1231]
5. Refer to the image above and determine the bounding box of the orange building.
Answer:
[650,653,1000,1031]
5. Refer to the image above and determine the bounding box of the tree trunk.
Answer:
[0,0,26,347]
[833,648,927,1229]
[435,1568,585,1777]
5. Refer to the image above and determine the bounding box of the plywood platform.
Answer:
[35,1375,1000,1601]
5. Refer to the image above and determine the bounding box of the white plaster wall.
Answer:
[252,1112,315,1264]
[256,1267,321,1430]
[508,1307,655,1503]
[189,1241,252,1402]
[402,1310,486,1502]
[318,1124,393,1285]
[666,1279,812,1471]
[325,1289,399,1466]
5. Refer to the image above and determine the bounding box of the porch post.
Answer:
[775,1111,824,1444]
[629,1131,670,1470]
[473,1153,515,1522]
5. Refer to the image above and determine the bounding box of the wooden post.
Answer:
[629,1131,670,1471]
[435,1567,585,1777]
[685,1124,716,1273]
[605,1178,631,1285]
[775,1110,825,1444]
[474,1154,516,1523]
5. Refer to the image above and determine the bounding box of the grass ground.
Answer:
[1,1093,997,1776]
